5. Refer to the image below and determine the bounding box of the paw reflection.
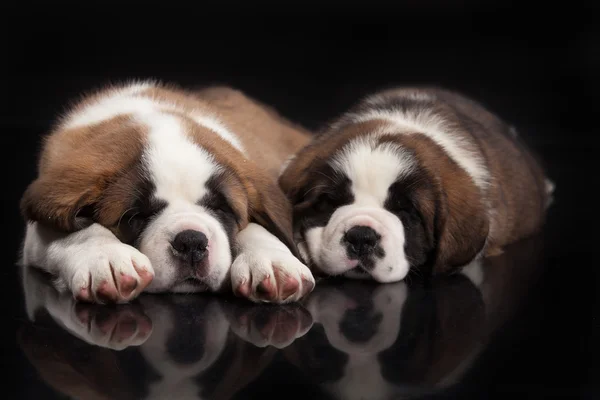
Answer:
[73,303,153,350]
[226,303,313,348]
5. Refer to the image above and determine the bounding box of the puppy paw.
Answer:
[58,241,154,304]
[231,249,315,304]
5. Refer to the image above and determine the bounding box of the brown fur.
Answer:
[392,88,549,256]
[21,115,146,232]
[376,133,489,272]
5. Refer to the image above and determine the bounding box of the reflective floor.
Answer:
[11,215,598,399]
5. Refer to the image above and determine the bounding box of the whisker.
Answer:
[303,184,330,198]
[117,207,136,227]
[313,170,338,184]
[127,212,140,225]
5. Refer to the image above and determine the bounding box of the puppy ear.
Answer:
[247,175,301,259]
[20,174,99,232]
[278,151,321,206]
[20,116,145,232]
[279,156,329,209]
[433,185,489,274]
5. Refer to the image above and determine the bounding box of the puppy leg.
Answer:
[21,222,154,303]
[231,223,315,304]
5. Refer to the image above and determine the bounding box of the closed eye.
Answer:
[200,191,239,222]
[313,191,347,213]
[212,201,234,217]
[120,199,167,227]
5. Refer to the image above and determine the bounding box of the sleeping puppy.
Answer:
[20,81,315,303]
[279,87,554,282]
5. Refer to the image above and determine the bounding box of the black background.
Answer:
[3,2,599,397]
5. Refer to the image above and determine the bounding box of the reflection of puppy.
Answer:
[280,87,553,282]
[284,234,546,400]
[377,275,485,390]
[19,267,314,400]
[20,82,314,304]
[285,279,485,400]
[285,278,487,399]
[286,281,417,400]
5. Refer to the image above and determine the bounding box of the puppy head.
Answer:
[280,127,489,282]
[21,102,295,293]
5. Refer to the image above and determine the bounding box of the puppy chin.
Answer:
[305,205,410,282]
[139,210,233,292]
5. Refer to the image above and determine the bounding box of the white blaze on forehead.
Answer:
[189,114,244,154]
[331,136,416,207]
[62,81,246,154]
[138,112,220,204]
[338,99,489,190]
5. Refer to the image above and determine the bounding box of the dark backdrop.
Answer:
[3,2,599,397]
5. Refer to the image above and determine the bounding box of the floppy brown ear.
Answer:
[20,116,145,232]
[278,148,323,205]
[247,175,301,259]
[433,185,489,274]
[20,173,100,232]
[279,155,330,210]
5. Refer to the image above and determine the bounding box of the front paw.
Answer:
[231,249,315,304]
[58,242,154,304]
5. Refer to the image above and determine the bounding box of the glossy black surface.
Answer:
[5,4,599,399]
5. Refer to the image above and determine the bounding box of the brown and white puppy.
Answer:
[279,87,554,282]
[20,81,315,303]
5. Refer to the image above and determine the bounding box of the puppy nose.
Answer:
[171,230,208,264]
[344,226,380,259]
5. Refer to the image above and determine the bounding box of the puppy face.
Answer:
[285,137,434,282]
[281,125,489,281]
[21,84,296,293]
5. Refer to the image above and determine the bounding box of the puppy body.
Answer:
[280,87,553,281]
[20,81,314,303]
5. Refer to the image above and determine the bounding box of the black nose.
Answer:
[171,230,208,264]
[344,226,380,259]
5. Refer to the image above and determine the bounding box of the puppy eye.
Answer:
[214,202,234,216]
[314,193,338,213]
[121,210,145,227]
[202,192,237,220]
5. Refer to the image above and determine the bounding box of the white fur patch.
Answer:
[331,136,416,207]
[460,258,485,288]
[63,81,246,154]
[339,97,489,190]
[139,112,218,204]
[136,111,232,293]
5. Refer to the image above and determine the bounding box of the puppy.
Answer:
[279,87,554,282]
[20,81,315,303]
